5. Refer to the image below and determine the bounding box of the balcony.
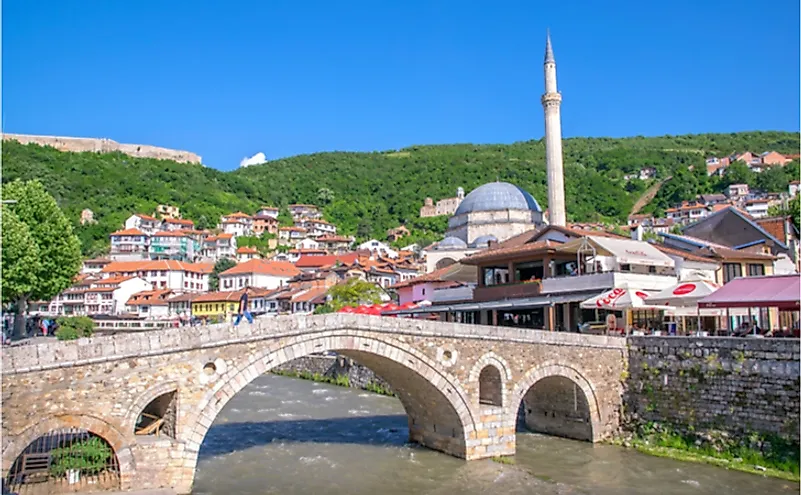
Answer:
[541,271,677,294]
[473,281,542,302]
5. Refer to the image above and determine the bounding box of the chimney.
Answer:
[631,224,644,242]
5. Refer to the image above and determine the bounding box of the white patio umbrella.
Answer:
[580,287,668,310]
[647,279,722,334]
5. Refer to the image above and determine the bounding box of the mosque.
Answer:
[426,32,566,273]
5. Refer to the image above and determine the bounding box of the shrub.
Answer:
[50,436,113,477]
[55,316,95,340]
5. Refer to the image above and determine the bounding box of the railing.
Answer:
[473,280,542,302]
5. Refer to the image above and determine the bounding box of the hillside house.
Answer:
[80,208,96,225]
[150,231,199,262]
[420,187,465,218]
[279,226,307,244]
[110,228,150,261]
[218,259,300,291]
[726,183,750,198]
[789,180,799,197]
[236,246,261,262]
[201,234,236,261]
[316,235,353,253]
[101,260,212,293]
[289,204,321,220]
[125,214,160,235]
[257,206,280,219]
[252,214,279,236]
[157,204,181,220]
[744,199,770,219]
[220,212,253,237]
[358,239,398,258]
[162,218,195,231]
[126,289,175,319]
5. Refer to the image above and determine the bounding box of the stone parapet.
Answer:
[2,314,627,375]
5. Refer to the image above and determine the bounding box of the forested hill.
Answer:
[2,131,799,256]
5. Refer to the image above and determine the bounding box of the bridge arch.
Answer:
[469,352,512,409]
[511,362,602,442]
[181,331,478,488]
[125,381,180,437]
[2,414,135,490]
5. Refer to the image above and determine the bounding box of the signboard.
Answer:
[672,283,696,296]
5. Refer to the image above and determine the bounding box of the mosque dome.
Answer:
[470,235,498,248]
[436,236,468,250]
[454,182,542,216]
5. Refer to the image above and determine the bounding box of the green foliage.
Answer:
[3,133,799,254]
[756,165,791,193]
[276,208,294,227]
[209,258,237,291]
[55,316,95,340]
[50,436,113,477]
[1,180,82,303]
[768,195,800,231]
[630,422,799,480]
[325,278,383,310]
[313,304,335,315]
[1,206,41,303]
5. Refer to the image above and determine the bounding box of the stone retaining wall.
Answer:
[271,354,393,393]
[625,337,800,443]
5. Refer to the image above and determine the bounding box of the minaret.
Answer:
[541,30,567,227]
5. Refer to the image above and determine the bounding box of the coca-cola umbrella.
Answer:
[580,287,669,310]
[365,305,384,315]
[353,305,373,314]
[338,306,356,313]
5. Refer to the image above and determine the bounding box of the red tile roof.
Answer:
[164,218,194,225]
[134,214,159,222]
[127,289,174,306]
[295,253,359,268]
[292,287,328,303]
[236,246,260,254]
[317,235,352,243]
[220,259,300,277]
[152,230,189,237]
[102,260,213,274]
[110,228,147,236]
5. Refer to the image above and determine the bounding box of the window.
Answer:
[723,263,742,283]
[482,267,510,286]
[619,264,631,272]
[747,264,765,277]
[514,261,544,282]
[648,266,657,274]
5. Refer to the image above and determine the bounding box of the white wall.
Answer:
[113,278,152,315]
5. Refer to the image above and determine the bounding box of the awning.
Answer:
[698,275,801,310]
[580,288,669,310]
[648,279,722,306]
[557,236,675,268]
[385,296,551,315]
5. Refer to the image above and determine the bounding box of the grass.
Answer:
[271,369,395,396]
[491,456,516,465]
[614,424,800,482]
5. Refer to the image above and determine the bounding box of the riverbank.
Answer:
[612,423,800,482]
[270,354,395,396]
[271,368,394,396]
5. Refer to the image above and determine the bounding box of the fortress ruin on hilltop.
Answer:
[2,133,202,164]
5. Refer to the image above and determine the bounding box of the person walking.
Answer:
[234,289,253,326]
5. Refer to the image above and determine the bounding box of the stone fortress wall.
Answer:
[2,133,202,164]
[625,336,800,444]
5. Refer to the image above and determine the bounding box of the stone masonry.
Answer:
[271,354,394,392]
[1,314,627,493]
[625,336,801,444]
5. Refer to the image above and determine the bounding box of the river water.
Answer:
[193,375,795,495]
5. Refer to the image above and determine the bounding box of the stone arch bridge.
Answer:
[1,314,627,493]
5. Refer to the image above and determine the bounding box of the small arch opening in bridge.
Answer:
[135,390,178,438]
[519,376,593,441]
[478,365,503,407]
[203,362,217,375]
[5,428,121,494]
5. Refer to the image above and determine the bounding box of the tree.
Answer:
[317,187,335,205]
[1,206,41,304]
[756,166,789,193]
[276,208,294,227]
[2,180,82,337]
[768,195,800,231]
[209,258,237,291]
[323,279,384,311]
[723,161,755,187]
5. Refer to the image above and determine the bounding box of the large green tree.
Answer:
[319,278,384,312]
[1,207,41,304]
[209,257,237,291]
[2,180,82,336]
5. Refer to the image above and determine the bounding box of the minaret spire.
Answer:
[545,29,555,64]
[541,30,566,227]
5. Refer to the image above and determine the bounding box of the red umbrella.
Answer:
[365,305,384,315]
[382,303,400,312]
[354,305,372,314]
[338,306,356,313]
[399,301,417,310]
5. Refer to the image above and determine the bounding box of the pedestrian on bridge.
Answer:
[234,288,254,326]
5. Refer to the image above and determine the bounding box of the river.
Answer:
[192,374,795,495]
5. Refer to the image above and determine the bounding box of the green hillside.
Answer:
[2,131,798,256]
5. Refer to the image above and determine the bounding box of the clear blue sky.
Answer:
[3,0,799,170]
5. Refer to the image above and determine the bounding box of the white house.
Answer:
[296,218,337,237]
[109,228,150,261]
[789,181,800,198]
[126,289,175,319]
[279,227,307,244]
[124,214,161,235]
[236,246,261,262]
[257,207,280,219]
[295,238,321,251]
[101,260,212,293]
[218,259,301,291]
[358,239,398,258]
[201,234,237,261]
[744,199,770,219]
[83,276,152,315]
[288,204,321,220]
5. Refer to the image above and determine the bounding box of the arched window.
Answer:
[135,390,177,438]
[478,365,503,407]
